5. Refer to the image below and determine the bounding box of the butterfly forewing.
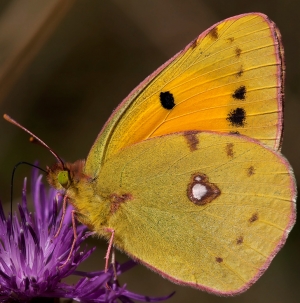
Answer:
[85,13,284,176]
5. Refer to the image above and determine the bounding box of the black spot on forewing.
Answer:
[160,91,175,110]
[227,108,246,127]
[216,257,223,263]
[232,86,246,100]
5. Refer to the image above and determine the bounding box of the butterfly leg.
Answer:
[54,194,68,238]
[59,209,77,269]
[104,228,115,273]
[111,247,118,280]
[104,230,118,289]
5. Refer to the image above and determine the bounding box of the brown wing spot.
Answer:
[216,257,223,263]
[236,236,244,245]
[183,131,199,151]
[230,131,240,135]
[208,27,218,40]
[110,193,132,214]
[235,47,242,57]
[236,66,244,78]
[226,143,234,158]
[191,38,198,49]
[249,212,259,223]
[227,37,234,43]
[247,166,255,176]
[187,173,221,206]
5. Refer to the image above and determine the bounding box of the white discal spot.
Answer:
[188,173,221,205]
[192,183,207,200]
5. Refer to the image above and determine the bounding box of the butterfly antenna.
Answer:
[9,162,47,231]
[3,114,65,169]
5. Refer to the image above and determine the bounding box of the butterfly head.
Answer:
[47,159,87,191]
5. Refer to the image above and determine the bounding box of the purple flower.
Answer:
[0,168,174,302]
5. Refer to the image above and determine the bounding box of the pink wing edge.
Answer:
[267,15,285,151]
[123,131,297,296]
[91,12,284,153]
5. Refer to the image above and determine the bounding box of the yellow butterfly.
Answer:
[5,12,296,295]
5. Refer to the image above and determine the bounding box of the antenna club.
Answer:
[3,114,12,121]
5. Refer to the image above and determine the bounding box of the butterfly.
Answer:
[5,12,296,295]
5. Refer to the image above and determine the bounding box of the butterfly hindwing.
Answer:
[93,131,295,295]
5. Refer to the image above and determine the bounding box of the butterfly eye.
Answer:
[57,171,70,188]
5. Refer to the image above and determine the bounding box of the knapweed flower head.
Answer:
[0,168,173,302]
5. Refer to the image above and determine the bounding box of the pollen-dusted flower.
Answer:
[0,168,173,302]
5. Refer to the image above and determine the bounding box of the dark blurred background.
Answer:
[0,1,298,302]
